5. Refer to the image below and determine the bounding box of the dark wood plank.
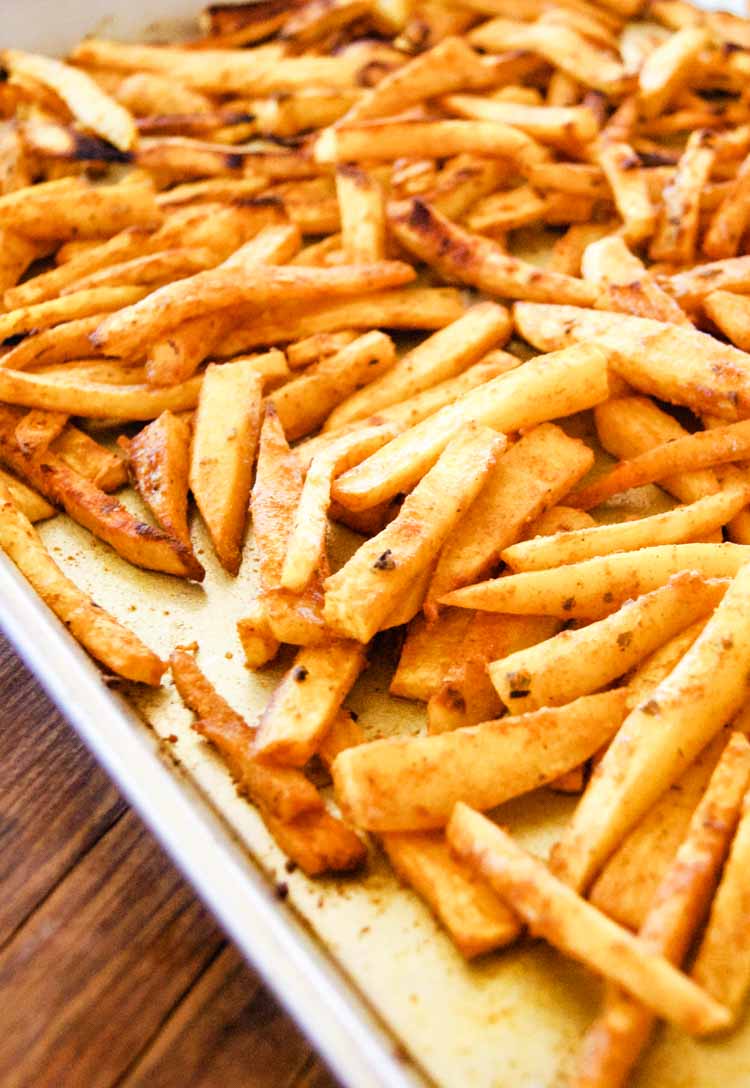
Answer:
[0,639,125,947]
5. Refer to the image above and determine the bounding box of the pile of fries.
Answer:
[8,0,750,1081]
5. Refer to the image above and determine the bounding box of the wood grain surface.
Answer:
[0,636,339,1088]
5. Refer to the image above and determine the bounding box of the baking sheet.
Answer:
[3,2,750,1085]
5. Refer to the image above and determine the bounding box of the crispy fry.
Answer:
[190,360,263,574]
[638,26,709,118]
[0,316,109,369]
[51,425,128,492]
[332,343,610,510]
[335,166,386,263]
[704,152,750,260]
[324,425,506,642]
[324,302,510,431]
[335,690,626,831]
[597,141,656,245]
[668,255,750,310]
[0,285,147,343]
[60,246,218,294]
[450,804,731,1035]
[552,561,750,893]
[582,234,690,324]
[426,422,593,611]
[285,331,358,370]
[254,641,366,765]
[389,608,474,702]
[650,129,715,264]
[441,96,598,147]
[236,599,280,671]
[0,230,47,294]
[0,180,160,241]
[0,367,202,420]
[0,467,55,523]
[14,409,68,456]
[260,805,366,876]
[548,221,616,277]
[703,289,750,353]
[573,733,750,1087]
[465,186,548,234]
[489,573,725,715]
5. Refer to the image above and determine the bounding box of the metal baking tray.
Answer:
[3,3,750,1086]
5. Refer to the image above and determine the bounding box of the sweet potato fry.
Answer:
[253,641,366,765]
[324,424,506,642]
[489,573,725,715]
[122,410,195,555]
[190,360,263,574]
[447,805,731,1036]
[552,561,750,893]
[335,690,626,831]
[572,732,750,1087]
[389,608,474,702]
[0,478,164,684]
[332,343,610,511]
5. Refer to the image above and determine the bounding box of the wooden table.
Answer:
[0,636,339,1088]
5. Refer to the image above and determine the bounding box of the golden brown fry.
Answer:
[0,285,147,343]
[583,234,690,324]
[334,165,386,264]
[448,805,731,1036]
[59,246,218,294]
[285,331,358,370]
[190,360,263,574]
[650,129,715,264]
[389,608,474,702]
[638,26,709,117]
[548,221,616,277]
[441,96,598,147]
[14,409,68,456]
[0,478,164,684]
[668,255,750,310]
[0,367,202,420]
[260,805,366,877]
[0,316,108,369]
[325,424,506,642]
[254,641,366,765]
[236,599,281,671]
[703,289,750,353]
[121,411,195,554]
[704,152,750,260]
[0,180,160,241]
[597,141,656,245]
[0,467,55,523]
[51,425,128,492]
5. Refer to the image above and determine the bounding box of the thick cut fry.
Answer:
[531,162,609,199]
[323,302,510,431]
[91,261,414,358]
[170,649,322,821]
[335,690,626,831]
[335,166,386,263]
[703,290,750,354]
[428,613,558,733]
[667,255,750,310]
[524,505,597,538]
[594,396,720,504]
[324,425,506,643]
[0,468,55,523]
[51,426,128,492]
[704,153,750,260]
[514,302,750,421]
[3,50,136,151]
[390,200,596,307]
[271,331,396,441]
[573,732,750,1088]
[441,96,598,147]
[582,234,690,324]
[447,806,731,1036]
[424,155,511,221]
[571,423,750,511]
[0,367,202,420]
[638,26,709,117]
[650,129,715,264]
[14,410,67,456]
[503,488,750,571]
[0,182,160,241]
[441,547,745,618]
[0,479,164,684]
[260,806,366,877]
[426,423,594,610]
[236,599,280,670]
[315,119,548,168]
[281,426,398,593]
[552,562,750,893]
[381,831,521,958]
[691,790,750,1023]
[489,573,724,715]
[315,707,365,768]
[190,360,263,574]
[0,285,147,343]
[597,141,656,245]
[390,608,474,702]
[253,641,365,765]
[122,411,194,552]
[332,343,610,511]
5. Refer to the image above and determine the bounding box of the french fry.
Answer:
[650,129,715,264]
[323,302,510,431]
[638,26,709,117]
[427,613,559,734]
[530,162,609,199]
[260,805,366,877]
[219,288,466,354]
[426,422,594,611]
[381,830,522,957]
[14,410,68,456]
[0,475,163,685]
[59,246,218,294]
[464,186,548,234]
[280,0,370,44]
[332,343,610,511]
[285,331,358,370]
[523,505,597,537]
[170,649,323,821]
[0,285,147,343]
[335,689,626,831]
[691,789,750,1024]
[551,561,750,893]
[703,290,750,353]
[502,488,750,571]
[378,560,435,631]
[597,141,657,246]
[389,608,474,702]
[0,230,47,294]
[548,221,616,277]
[271,331,396,441]
[570,422,750,511]
[0,367,202,420]
[668,255,750,310]
[440,546,744,618]
[324,424,506,642]
[389,200,596,307]
[441,96,599,147]
[51,425,128,492]
[489,573,725,715]
[335,166,386,263]
[253,641,366,765]
[3,49,136,151]
[572,732,750,1088]
[424,154,511,221]
[513,302,750,421]
[582,234,690,325]
[281,425,399,593]
[0,467,55,523]
[236,599,280,670]
[0,316,109,369]
[114,71,213,116]
[594,395,720,504]
[447,805,731,1036]
[91,260,414,359]
[121,411,196,557]
[190,360,263,574]
[252,91,359,138]
[0,180,160,240]
[703,152,750,259]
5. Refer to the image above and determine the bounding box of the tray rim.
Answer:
[0,552,425,1088]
